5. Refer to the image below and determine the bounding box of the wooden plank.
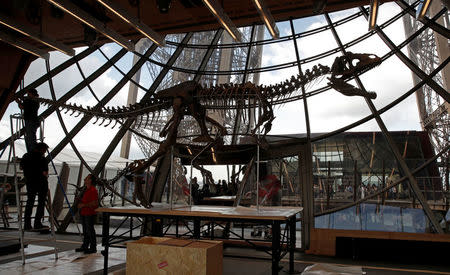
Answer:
[307,228,450,256]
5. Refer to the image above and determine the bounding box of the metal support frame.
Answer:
[395,0,450,39]
[0,47,98,151]
[186,30,225,204]
[47,0,134,51]
[325,12,444,233]
[193,29,224,82]
[100,209,298,275]
[360,7,449,103]
[92,34,193,175]
[290,17,314,250]
[9,114,25,264]
[9,114,59,264]
[47,45,155,163]
[44,59,82,236]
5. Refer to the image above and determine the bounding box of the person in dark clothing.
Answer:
[75,174,99,254]
[20,142,49,230]
[16,88,40,153]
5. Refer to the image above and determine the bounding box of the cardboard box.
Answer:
[126,237,222,275]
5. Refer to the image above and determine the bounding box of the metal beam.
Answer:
[0,46,100,151]
[17,47,97,97]
[0,29,49,59]
[193,29,224,82]
[251,0,280,38]
[396,0,450,39]
[290,17,314,249]
[92,33,193,175]
[325,12,444,233]
[0,13,75,56]
[361,7,449,103]
[94,0,165,47]
[47,0,134,51]
[47,45,154,162]
[201,0,242,41]
[299,145,314,250]
[120,39,148,159]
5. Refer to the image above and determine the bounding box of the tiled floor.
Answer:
[1,230,450,275]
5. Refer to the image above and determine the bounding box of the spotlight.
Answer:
[157,0,171,13]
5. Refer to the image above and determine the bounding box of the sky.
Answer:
[0,3,422,182]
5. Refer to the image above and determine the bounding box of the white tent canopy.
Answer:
[1,141,131,170]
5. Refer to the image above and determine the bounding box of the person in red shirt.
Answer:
[75,174,99,254]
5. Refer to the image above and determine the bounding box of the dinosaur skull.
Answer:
[331,52,382,80]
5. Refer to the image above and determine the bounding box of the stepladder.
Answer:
[2,113,59,264]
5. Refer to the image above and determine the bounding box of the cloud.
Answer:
[263,3,421,136]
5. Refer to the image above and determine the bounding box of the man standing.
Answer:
[16,88,40,153]
[20,142,49,230]
[76,174,99,254]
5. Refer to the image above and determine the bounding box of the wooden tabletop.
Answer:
[97,204,302,221]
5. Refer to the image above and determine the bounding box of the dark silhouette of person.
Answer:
[191,177,200,204]
[20,142,49,230]
[16,88,40,153]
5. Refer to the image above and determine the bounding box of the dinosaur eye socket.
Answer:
[351,60,359,67]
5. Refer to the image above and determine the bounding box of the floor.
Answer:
[0,230,449,275]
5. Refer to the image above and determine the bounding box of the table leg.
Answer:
[130,216,133,239]
[272,221,281,275]
[289,216,296,273]
[102,213,110,275]
[194,219,200,239]
[152,217,163,236]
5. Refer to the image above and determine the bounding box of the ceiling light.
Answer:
[417,0,433,20]
[368,0,379,30]
[211,147,217,163]
[95,0,165,47]
[0,13,74,56]
[251,0,279,39]
[0,30,49,59]
[47,0,135,51]
[202,0,242,42]
[156,0,172,13]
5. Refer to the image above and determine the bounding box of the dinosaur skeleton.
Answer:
[34,52,381,207]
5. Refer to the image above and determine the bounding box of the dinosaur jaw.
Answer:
[331,52,382,80]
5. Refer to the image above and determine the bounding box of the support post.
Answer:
[299,146,314,250]
[382,160,386,205]
[102,212,110,275]
[271,220,281,275]
[327,161,331,209]
[289,215,296,273]
[291,16,314,251]
[354,160,358,202]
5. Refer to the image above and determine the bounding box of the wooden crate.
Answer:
[126,237,222,275]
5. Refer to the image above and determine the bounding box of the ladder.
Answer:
[7,113,58,264]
